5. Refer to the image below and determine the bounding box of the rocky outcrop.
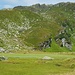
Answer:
[55,37,72,50]
[39,38,52,50]
[0,56,8,61]
[0,47,5,52]
[65,42,72,50]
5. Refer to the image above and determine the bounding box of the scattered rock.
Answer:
[42,56,54,60]
[0,56,8,61]
[39,38,52,50]
[0,47,5,53]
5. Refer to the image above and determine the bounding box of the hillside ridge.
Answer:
[0,2,75,52]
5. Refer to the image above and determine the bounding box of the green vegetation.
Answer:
[0,2,75,75]
[0,52,75,75]
[0,2,75,51]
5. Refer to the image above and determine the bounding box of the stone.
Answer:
[65,42,72,50]
[0,56,8,61]
[0,47,5,53]
[62,38,66,47]
[42,56,54,60]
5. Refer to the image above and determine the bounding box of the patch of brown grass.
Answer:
[59,70,75,75]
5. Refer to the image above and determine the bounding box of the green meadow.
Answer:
[0,52,75,75]
[0,2,75,75]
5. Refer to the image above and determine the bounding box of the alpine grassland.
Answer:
[0,2,75,75]
[0,52,75,75]
[0,2,75,51]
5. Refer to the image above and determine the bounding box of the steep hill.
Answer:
[0,2,75,52]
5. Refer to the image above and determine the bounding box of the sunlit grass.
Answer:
[0,52,75,75]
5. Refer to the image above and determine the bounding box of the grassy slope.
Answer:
[41,3,75,52]
[0,9,61,50]
[0,2,75,51]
